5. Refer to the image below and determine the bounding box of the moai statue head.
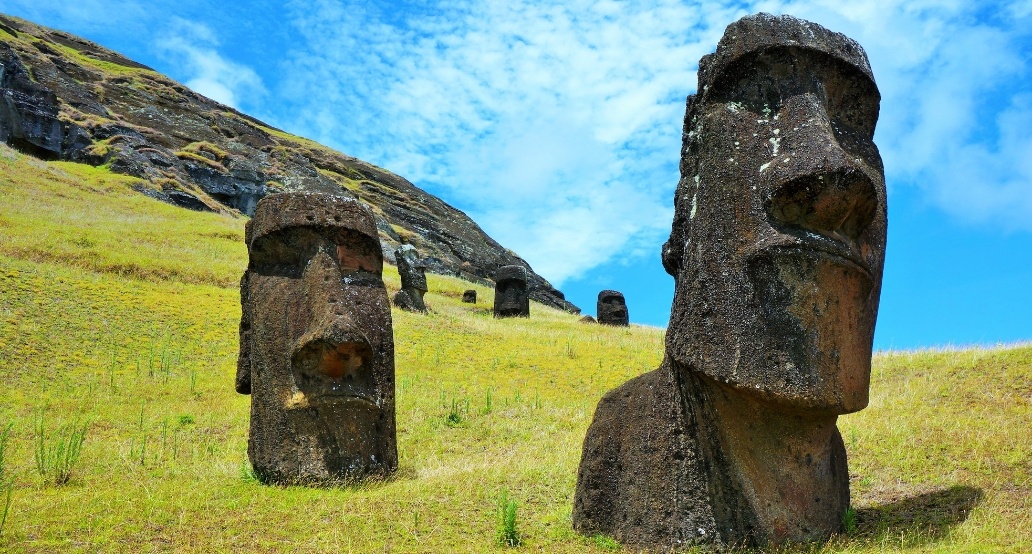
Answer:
[573,14,887,549]
[462,289,477,304]
[662,13,886,414]
[493,265,529,318]
[236,192,397,485]
[596,290,629,326]
[392,244,428,312]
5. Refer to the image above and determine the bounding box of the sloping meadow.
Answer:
[0,144,1028,551]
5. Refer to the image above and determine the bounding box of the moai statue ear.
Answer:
[235,271,252,395]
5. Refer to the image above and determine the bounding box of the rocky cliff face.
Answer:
[0,14,578,312]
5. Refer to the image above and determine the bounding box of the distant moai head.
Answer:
[596,290,629,326]
[392,244,428,312]
[493,265,529,318]
[395,244,428,292]
[236,192,397,485]
[462,289,477,304]
[662,13,887,414]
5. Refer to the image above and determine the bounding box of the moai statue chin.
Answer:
[493,265,529,318]
[236,192,398,485]
[392,244,428,312]
[573,14,886,548]
[596,290,629,326]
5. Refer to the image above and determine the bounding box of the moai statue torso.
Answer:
[596,290,629,326]
[493,265,529,318]
[392,244,428,312]
[574,14,887,548]
[236,192,398,485]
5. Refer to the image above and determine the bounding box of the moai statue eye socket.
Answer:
[237,192,397,486]
[574,13,886,549]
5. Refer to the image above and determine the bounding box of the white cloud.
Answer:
[275,0,1032,285]
[154,19,265,110]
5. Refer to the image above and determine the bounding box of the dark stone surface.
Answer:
[596,290,628,326]
[574,13,886,549]
[579,315,596,324]
[392,244,427,312]
[493,265,529,318]
[236,192,397,485]
[0,14,580,314]
[462,289,476,304]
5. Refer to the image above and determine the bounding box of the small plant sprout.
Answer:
[484,387,493,415]
[33,411,88,486]
[592,534,620,550]
[843,505,858,535]
[495,489,521,547]
[0,422,12,483]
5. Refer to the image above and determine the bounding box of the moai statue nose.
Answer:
[767,94,879,247]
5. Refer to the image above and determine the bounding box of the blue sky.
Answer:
[4,0,1030,350]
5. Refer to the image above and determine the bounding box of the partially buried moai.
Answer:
[573,14,886,548]
[462,289,477,304]
[493,265,529,318]
[392,244,428,312]
[596,290,629,326]
[236,192,398,485]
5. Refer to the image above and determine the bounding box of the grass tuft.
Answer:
[496,489,521,547]
[33,411,88,486]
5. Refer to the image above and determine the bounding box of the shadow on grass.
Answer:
[855,485,983,546]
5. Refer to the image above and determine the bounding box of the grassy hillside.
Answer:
[0,142,1029,552]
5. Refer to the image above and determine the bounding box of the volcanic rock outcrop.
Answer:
[573,13,887,548]
[236,192,397,485]
[0,13,577,312]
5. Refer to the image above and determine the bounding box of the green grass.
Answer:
[0,142,1029,552]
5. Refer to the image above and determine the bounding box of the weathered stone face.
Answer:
[236,192,397,485]
[596,290,629,326]
[392,244,428,312]
[574,13,886,548]
[664,15,886,414]
[462,289,477,303]
[493,265,529,318]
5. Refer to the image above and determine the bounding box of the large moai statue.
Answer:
[392,244,428,313]
[493,265,530,318]
[236,192,398,485]
[573,14,886,548]
[596,290,629,326]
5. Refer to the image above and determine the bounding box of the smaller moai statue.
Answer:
[392,244,428,312]
[462,289,477,304]
[493,265,529,318]
[236,192,398,486]
[579,315,597,324]
[596,290,629,326]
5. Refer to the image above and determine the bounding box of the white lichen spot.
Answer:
[769,135,781,156]
[689,191,698,220]
[759,161,772,172]
[773,129,780,135]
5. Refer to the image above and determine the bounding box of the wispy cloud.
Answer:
[277,0,752,285]
[153,19,265,110]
